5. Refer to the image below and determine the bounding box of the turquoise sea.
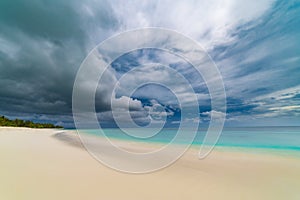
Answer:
[78,126,300,152]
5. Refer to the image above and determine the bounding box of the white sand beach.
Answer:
[1,127,300,200]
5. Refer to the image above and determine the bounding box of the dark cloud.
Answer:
[0,0,119,126]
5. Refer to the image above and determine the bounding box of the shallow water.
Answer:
[78,127,300,151]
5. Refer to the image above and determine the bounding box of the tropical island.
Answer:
[0,115,63,128]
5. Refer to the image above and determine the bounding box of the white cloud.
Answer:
[111,0,274,50]
[254,85,300,101]
[243,86,300,118]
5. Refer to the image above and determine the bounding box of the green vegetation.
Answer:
[0,115,63,129]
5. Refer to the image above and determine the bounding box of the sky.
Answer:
[0,0,299,128]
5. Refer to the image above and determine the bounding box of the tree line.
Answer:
[0,115,63,128]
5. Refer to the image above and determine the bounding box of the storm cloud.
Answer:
[0,0,300,127]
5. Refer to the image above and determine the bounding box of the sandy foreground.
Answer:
[1,127,300,200]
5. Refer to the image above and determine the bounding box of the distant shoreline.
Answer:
[0,115,63,129]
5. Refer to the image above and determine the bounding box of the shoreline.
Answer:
[61,128,300,158]
[1,127,300,200]
[3,126,299,159]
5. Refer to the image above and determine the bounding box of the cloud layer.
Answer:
[0,0,299,127]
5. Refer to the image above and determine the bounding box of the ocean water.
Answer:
[79,127,300,151]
